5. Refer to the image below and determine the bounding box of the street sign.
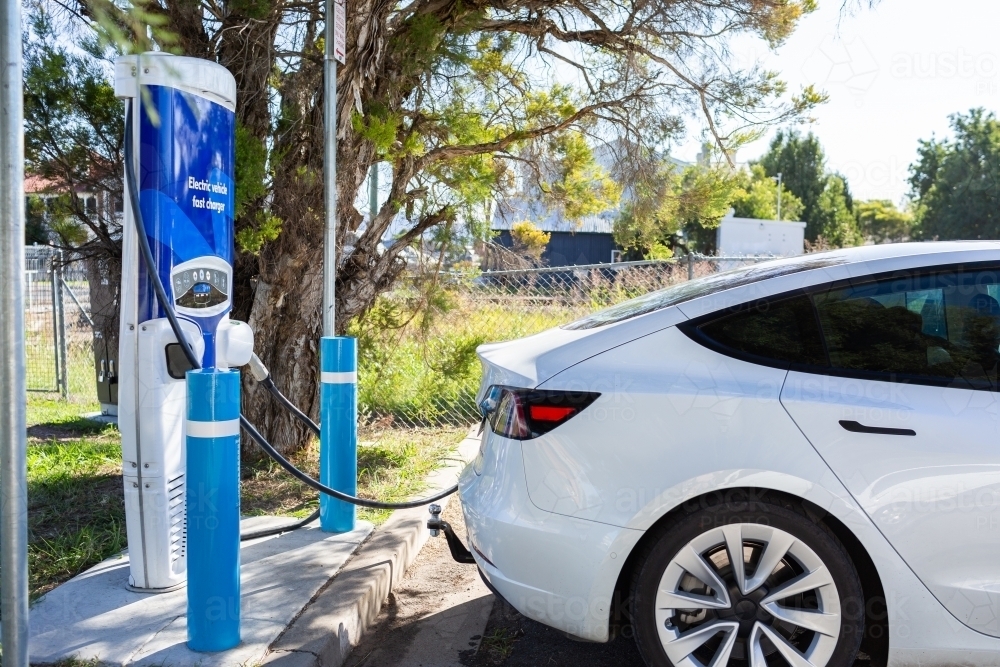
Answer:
[334,0,346,65]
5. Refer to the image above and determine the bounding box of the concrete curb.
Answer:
[262,430,480,666]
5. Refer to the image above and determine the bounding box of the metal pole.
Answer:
[56,252,69,399]
[60,275,94,328]
[0,0,31,659]
[322,0,338,337]
[50,257,61,392]
[776,172,782,221]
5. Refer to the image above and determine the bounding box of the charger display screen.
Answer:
[172,267,229,309]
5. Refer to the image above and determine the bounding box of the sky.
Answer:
[674,0,1000,206]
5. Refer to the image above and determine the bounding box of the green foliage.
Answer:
[352,105,404,158]
[510,221,550,259]
[543,132,621,220]
[26,196,50,245]
[24,8,123,253]
[233,121,281,254]
[758,130,829,239]
[235,122,269,219]
[235,211,283,254]
[813,175,862,247]
[909,108,1000,240]
[645,242,674,260]
[731,164,805,221]
[228,0,272,19]
[855,200,913,244]
[83,0,179,54]
[614,162,740,255]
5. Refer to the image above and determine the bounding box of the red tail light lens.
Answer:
[480,386,600,440]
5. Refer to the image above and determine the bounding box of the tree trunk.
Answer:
[241,241,326,457]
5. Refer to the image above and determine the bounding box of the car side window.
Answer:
[694,294,828,368]
[813,267,1000,389]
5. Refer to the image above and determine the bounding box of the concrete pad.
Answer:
[29,516,373,666]
[81,411,118,426]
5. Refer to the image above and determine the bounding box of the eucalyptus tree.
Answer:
[29,0,822,452]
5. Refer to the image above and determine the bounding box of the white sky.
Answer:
[673,0,1000,206]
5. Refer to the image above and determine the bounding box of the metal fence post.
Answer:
[56,251,69,398]
[50,254,63,397]
[687,253,695,280]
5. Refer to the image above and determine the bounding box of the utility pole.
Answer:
[0,0,30,662]
[323,0,346,336]
[776,172,783,221]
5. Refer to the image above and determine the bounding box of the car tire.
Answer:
[630,493,865,667]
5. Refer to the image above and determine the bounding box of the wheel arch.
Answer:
[608,487,889,666]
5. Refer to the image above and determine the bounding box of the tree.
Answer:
[757,130,828,239]
[613,162,741,256]
[813,175,861,247]
[855,199,912,244]
[26,197,50,245]
[509,221,550,262]
[34,0,823,453]
[909,108,1000,240]
[731,164,804,221]
[24,13,123,256]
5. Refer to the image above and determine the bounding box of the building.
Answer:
[715,213,806,257]
[491,211,620,267]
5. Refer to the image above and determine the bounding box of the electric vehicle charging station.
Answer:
[114,53,253,597]
[101,49,461,658]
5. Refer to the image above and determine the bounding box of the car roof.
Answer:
[676,241,1000,320]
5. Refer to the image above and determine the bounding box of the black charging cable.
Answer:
[122,102,459,531]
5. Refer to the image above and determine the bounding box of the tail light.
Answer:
[479,385,600,440]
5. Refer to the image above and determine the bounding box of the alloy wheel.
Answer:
[654,523,841,667]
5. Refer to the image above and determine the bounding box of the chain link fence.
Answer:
[24,246,93,397]
[22,248,774,415]
[354,255,775,428]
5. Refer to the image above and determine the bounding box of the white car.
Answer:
[459,242,1000,667]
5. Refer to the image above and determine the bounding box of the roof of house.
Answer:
[25,175,63,195]
[492,203,617,234]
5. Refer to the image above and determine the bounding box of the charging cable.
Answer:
[122,102,459,539]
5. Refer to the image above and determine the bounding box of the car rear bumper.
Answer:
[458,430,643,642]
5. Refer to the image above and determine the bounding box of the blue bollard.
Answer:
[186,368,242,652]
[319,336,357,533]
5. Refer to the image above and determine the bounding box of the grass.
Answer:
[26,393,122,600]
[355,295,583,426]
[479,626,521,664]
[240,424,466,525]
[23,387,466,599]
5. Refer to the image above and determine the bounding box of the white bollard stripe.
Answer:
[186,419,241,438]
[321,371,357,384]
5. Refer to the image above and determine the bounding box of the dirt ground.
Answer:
[345,499,493,667]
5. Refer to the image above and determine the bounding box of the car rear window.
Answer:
[563,256,846,330]
[695,294,828,367]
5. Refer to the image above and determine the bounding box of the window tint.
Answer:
[814,267,1000,389]
[695,294,828,367]
[563,255,846,330]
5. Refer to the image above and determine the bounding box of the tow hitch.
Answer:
[427,504,476,564]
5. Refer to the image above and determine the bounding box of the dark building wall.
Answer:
[495,230,618,267]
